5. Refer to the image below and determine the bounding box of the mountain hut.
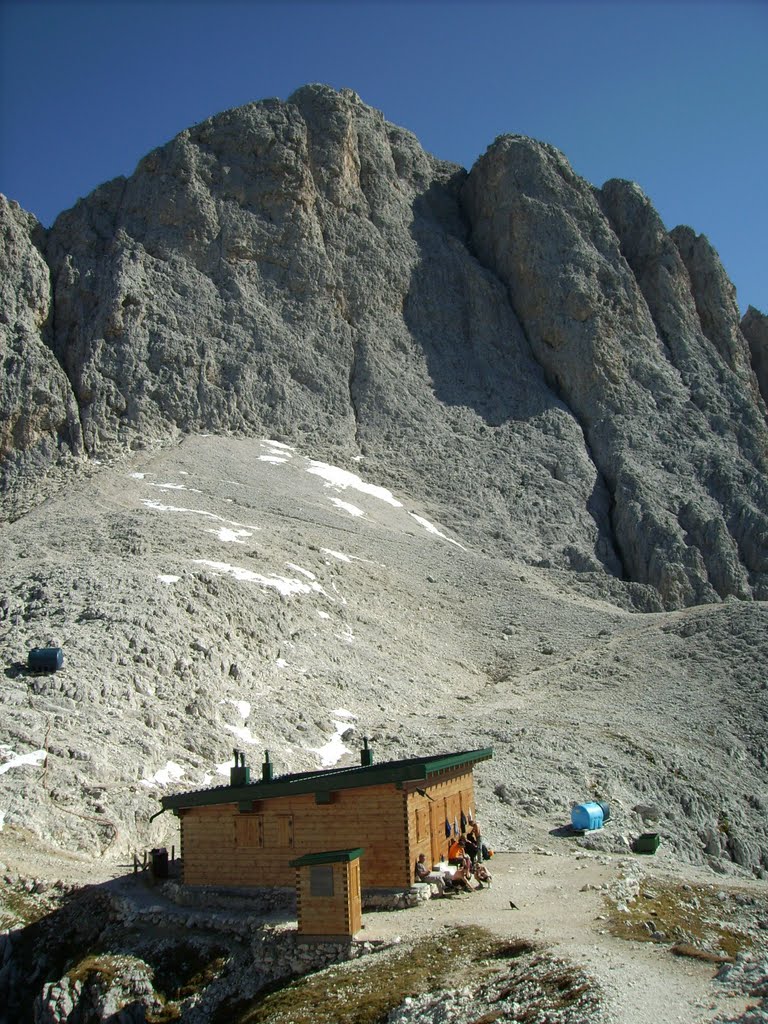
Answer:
[159,742,493,892]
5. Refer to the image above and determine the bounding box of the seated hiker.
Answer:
[473,861,492,887]
[414,853,446,893]
[448,836,471,869]
[450,860,476,892]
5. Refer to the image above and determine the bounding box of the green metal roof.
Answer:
[289,848,364,867]
[160,747,492,812]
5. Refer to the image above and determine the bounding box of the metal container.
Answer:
[27,647,64,672]
[633,832,660,854]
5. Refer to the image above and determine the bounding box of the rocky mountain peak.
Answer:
[1,86,766,610]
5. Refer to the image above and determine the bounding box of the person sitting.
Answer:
[473,861,492,888]
[414,853,446,894]
[448,836,471,869]
[449,860,476,893]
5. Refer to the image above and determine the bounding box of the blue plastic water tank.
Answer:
[571,802,604,831]
[28,647,64,672]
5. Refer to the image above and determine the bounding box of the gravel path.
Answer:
[358,850,763,1024]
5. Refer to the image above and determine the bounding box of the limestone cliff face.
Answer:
[463,138,767,605]
[0,196,82,512]
[1,86,766,606]
[41,85,618,581]
[742,305,768,408]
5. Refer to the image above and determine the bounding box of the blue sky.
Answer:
[1,0,765,313]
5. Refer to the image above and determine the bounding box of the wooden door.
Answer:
[348,858,362,935]
[429,800,442,865]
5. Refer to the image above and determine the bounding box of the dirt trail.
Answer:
[359,850,760,1024]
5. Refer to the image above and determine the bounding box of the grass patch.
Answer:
[66,953,185,1024]
[143,940,231,1000]
[230,926,501,1024]
[226,927,598,1024]
[0,882,64,929]
[67,953,137,986]
[0,889,44,929]
[607,877,762,959]
[670,943,733,964]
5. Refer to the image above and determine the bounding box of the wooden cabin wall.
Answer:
[296,859,362,937]
[406,770,476,876]
[180,781,409,889]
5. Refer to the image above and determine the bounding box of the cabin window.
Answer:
[277,814,294,848]
[310,864,334,897]
[234,814,264,847]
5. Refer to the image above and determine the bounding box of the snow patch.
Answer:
[322,548,352,563]
[308,716,356,767]
[286,563,317,580]
[193,560,328,598]
[157,575,180,585]
[306,460,403,507]
[141,761,185,789]
[150,482,202,492]
[0,747,46,775]
[329,497,365,517]
[331,709,357,720]
[141,500,258,530]
[226,700,251,720]
[130,472,146,479]
[262,439,294,451]
[223,724,259,745]
[317,610,331,620]
[259,456,288,464]
[408,512,467,550]
[276,658,289,669]
[207,527,252,543]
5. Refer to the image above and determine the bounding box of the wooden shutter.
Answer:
[234,814,264,847]
[277,814,294,848]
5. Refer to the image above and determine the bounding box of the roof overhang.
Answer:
[160,747,493,812]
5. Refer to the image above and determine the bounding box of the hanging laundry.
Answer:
[460,810,467,832]
[453,816,459,836]
[468,808,474,823]
[445,818,451,838]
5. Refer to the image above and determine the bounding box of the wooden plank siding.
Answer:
[405,769,477,880]
[180,782,409,889]
[295,858,362,937]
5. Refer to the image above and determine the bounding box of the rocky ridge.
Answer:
[1,84,766,608]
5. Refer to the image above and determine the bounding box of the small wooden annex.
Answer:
[291,848,363,939]
[160,742,493,892]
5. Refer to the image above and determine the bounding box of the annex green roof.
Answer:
[289,848,364,867]
[160,747,492,812]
